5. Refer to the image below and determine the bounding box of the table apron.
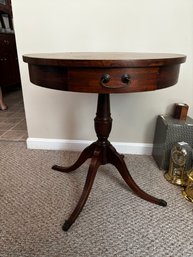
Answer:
[28,65,180,93]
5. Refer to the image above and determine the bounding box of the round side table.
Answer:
[23,52,186,230]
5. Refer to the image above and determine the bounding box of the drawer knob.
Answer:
[101,74,111,84]
[121,74,130,84]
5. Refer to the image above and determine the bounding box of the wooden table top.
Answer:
[23,52,186,68]
[23,52,186,93]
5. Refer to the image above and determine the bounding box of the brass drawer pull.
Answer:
[100,74,130,89]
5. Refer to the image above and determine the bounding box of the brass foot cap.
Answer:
[62,220,72,231]
[159,199,167,207]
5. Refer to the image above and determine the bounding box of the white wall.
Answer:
[12,0,193,146]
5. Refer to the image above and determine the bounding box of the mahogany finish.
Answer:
[23,52,186,231]
[24,52,186,94]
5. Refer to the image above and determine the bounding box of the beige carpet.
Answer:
[0,141,193,257]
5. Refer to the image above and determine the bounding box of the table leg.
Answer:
[107,144,167,207]
[63,148,102,231]
[52,142,96,173]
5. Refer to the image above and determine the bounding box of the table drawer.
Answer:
[68,68,159,93]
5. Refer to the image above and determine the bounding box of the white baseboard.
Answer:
[26,138,153,155]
